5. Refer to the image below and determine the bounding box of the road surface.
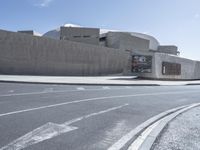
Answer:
[0,82,200,150]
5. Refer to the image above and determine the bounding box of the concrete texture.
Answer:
[60,26,99,45]
[0,83,200,150]
[153,106,200,150]
[158,45,179,55]
[129,32,160,51]
[0,29,128,76]
[138,53,200,80]
[1,27,200,80]
[106,32,150,51]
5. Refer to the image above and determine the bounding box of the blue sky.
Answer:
[0,0,200,60]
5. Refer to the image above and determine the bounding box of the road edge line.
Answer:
[108,104,191,150]
[136,103,200,150]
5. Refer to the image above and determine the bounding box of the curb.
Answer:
[128,103,200,150]
[108,105,188,150]
[0,80,160,86]
[186,83,200,85]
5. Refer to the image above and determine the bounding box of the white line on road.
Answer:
[125,86,132,89]
[0,87,130,97]
[108,103,200,150]
[102,86,110,90]
[127,120,161,150]
[0,104,129,150]
[0,90,199,118]
[76,87,85,90]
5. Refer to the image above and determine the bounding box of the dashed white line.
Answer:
[77,87,85,90]
[0,87,131,97]
[0,90,199,118]
[103,86,110,90]
[0,104,129,150]
[125,86,132,89]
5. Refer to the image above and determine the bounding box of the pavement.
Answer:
[152,106,200,150]
[0,82,200,150]
[1,75,200,86]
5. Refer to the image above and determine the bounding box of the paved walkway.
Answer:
[0,75,200,86]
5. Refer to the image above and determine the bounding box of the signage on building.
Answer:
[132,55,152,73]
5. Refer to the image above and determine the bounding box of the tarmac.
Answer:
[0,75,200,86]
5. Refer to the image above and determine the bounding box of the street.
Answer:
[0,82,200,150]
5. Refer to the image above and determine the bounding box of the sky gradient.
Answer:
[0,0,199,60]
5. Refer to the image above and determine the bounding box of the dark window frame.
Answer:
[162,62,181,75]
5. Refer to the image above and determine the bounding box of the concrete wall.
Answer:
[158,45,179,55]
[60,27,100,45]
[0,29,129,76]
[106,32,150,51]
[18,30,34,35]
[130,32,160,51]
[139,53,200,80]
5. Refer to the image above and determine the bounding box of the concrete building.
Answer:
[0,24,199,80]
[60,26,99,45]
[18,30,42,36]
[0,29,127,76]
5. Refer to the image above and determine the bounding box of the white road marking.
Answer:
[125,86,132,89]
[128,120,161,150]
[94,120,130,149]
[0,123,77,150]
[64,103,129,125]
[102,86,110,90]
[0,104,128,150]
[77,87,85,90]
[9,90,14,93]
[108,103,200,150]
[128,103,200,150]
[0,90,199,118]
[0,91,56,97]
[0,87,133,97]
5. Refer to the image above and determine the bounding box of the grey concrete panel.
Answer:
[106,32,150,51]
[139,53,200,80]
[158,45,179,55]
[0,29,129,76]
[18,30,34,35]
[60,27,100,45]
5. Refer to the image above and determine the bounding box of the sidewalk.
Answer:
[0,75,200,86]
[152,106,200,150]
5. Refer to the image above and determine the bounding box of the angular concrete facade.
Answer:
[130,51,200,80]
[60,27,100,45]
[104,32,150,51]
[0,29,128,76]
[0,24,200,80]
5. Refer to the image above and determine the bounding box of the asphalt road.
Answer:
[0,82,200,150]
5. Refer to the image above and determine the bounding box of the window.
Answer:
[162,62,181,75]
[73,36,81,38]
[100,37,106,41]
[83,35,91,38]
[132,55,152,73]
